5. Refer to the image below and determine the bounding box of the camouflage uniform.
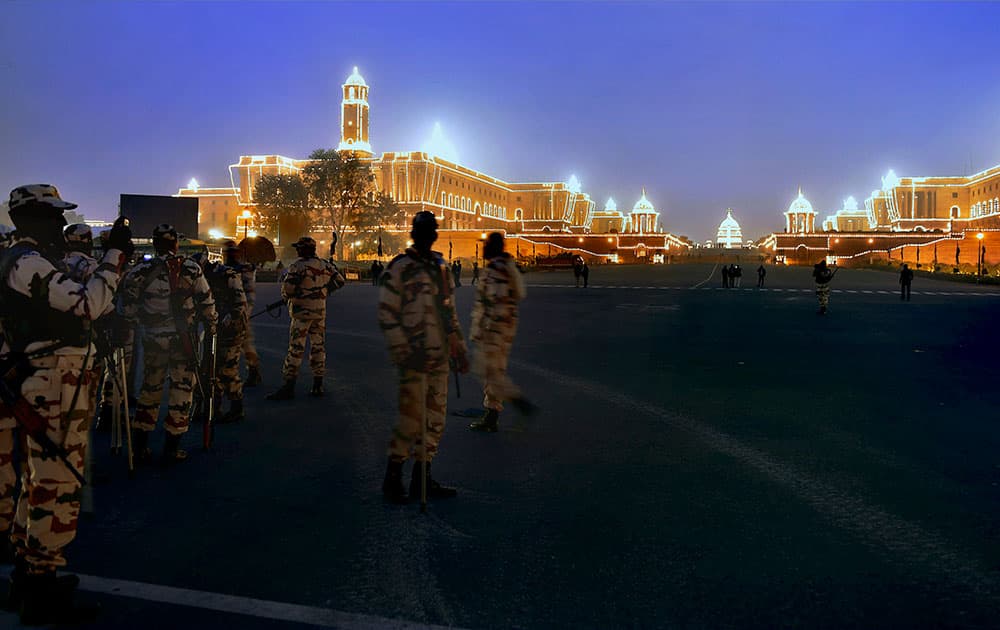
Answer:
[204,261,248,403]
[470,253,526,412]
[0,186,125,580]
[378,247,467,464]
[279,254,344,381]
[121,250,216,437]
[813,262,834,313]
[236,262,260,376]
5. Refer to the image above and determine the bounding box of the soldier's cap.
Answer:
[64,223,93,244]
[292,236,317,250]
[8,184,77,213]
[152,223,178,241]
[412,211,438,230]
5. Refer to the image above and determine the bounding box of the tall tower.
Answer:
[338,66,371,156]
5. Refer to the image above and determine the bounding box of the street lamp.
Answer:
[976,232,985,280]
[240,210,252,240]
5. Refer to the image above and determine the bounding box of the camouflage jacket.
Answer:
[64,251,117,316]
[0,237,124,355]
[231,262,256,308]
[205,262,248,333]
[378,248,467,371]
[280,256,345,320]
[470,253,525,348]
[120,253,217,332]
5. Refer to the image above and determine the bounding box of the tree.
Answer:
[254,173,310,240]
[302,148,374,259]
[351,192,405,257]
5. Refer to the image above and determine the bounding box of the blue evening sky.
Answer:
[2,1,998,240]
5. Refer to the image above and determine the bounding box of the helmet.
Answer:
[152,224,178,242]
[8,184,77,213]
[64,223,93,252]
[412,211,438,230]
[292,236,316,252]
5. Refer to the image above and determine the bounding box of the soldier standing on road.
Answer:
[471,260,480,285]
[899,263,914,301]
[469,233,534,433]
[0,185,132,624]
[223,241,262,388]
[757,264,767,288]
[121,224,217,465]
[378,211,469,503]
[200,254,248,423]
[266,236,345,401]
[812,260,836,315]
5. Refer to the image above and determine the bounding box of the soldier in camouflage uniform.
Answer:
[120,224,217,464]
[220,241,261,387]
[378,211,469,503]
[813,260,835,315]
[468,232,534,432]
[199,253,248,423]
[0,185,132,624]
[267,236,345,400]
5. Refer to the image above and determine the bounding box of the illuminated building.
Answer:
[181,66,689,262]
[716,208,743,248]
[772,163,1000,268]
[784,188,817,233]
[175,178,243,239]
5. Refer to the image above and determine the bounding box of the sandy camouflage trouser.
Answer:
[282,317,326,380]
[816,284,831,308]
[1,353,95,573]
[474,341,520,412]
[134,331,196,435]
[216,334,245,400]
[388,367,448,463]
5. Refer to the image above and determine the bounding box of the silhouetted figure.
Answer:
[733,264,743,288]
[721,265,730,288]
[899,263,913,301]
[471,260,480,285]
[581,261,590,288]
[812,260,836,315]
[573,256,584,288]
[452,259,462,287]
[371,260,383,286]
[757,264,766,287]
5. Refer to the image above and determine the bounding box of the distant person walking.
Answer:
[452,259,462,287]
[581,261,590,288]
[757,264,767,288]
[371,259,383,286]
[733,264,743,288]
[721,264,730,288]
[471,260,480,286]
[573,256,584,288]
[812,260,837,315]
[899,263,914,301]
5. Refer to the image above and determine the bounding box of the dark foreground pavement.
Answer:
[4,264,999,629]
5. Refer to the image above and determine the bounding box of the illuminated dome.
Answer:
[881,169,899,191]
[843,196,858,212]
[632,189,655,213]
[344,66,367,87]
[787,188,815,215]
[422,122,460,164]
[716,208,743,248]
[604,197,617,212]
[567,174,581,194]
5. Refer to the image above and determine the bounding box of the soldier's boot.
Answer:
[382,459,408,504]
[410,461,457,499]
[310,377,325,397]
[18,571,98,625]
[6,560,80,614]
[217,398,244,424]
[266,379,295,401]
[469,409,499,433]
[161,433,188,466]
[244,365,262,388]
[132,428,153,466]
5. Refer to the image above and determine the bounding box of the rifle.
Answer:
[450,357,461,399]
[202,331,217,450]
[249,299,285,320]
[0,353,87,485]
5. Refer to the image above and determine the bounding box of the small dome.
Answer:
[881,169,899,191]
[567,174,581,194]
[604,197,617,212]
[632,188,655,213]
[843,195,859,212]
[787,188,815,214]
[719,208,740,229]
[716,208,743,248]
[344,66,367,87]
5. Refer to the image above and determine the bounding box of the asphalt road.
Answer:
[4,263,999,629]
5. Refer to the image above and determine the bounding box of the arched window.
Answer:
[448,194,454,207]
[950,205,960,219]
[441,192,447,206]
[515,208,523,221]
[349,87,356,99]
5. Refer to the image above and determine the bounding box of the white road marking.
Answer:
[0,569,459,630]
[510,360,999,602]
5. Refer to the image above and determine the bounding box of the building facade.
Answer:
[178,67,689,263]
[716,208,743,248]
